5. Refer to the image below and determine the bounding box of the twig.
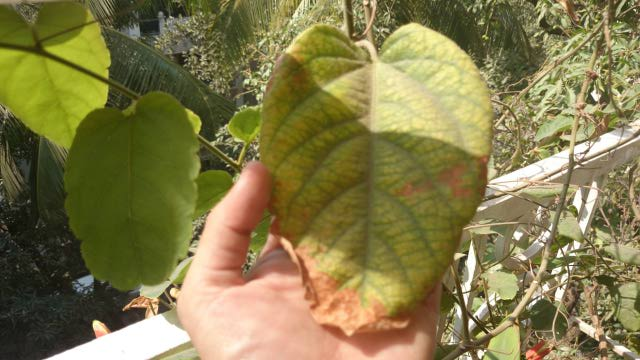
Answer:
[450,266,472,348]
[628,164,640,221]
[585,284,608,360]
[362,0,375,46]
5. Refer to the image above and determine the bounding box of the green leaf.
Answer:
[140,256,194,298]
[260,24,492,334]
[482,324,520,360]
[194,170,233,219]
[0,3,110,147]
[557,212,583,242]
[615,282,640,331]
[65,92,200,290]
[170,256,193,285]
[139,256,193,298]
[602,244,640,266]
[534,115,574,141]
[485,271,518,300]
[140,280,171,299]
[228,107,261,143]
[529,299,568,338]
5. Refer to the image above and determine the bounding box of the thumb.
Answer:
[184,162,271,290]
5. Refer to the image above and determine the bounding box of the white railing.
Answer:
[50,120,640,359]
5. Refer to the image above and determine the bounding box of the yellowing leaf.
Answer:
[261,24,492,334]
[65,92,200,289]
[0,3,110,147]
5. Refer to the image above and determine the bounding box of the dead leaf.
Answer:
[122,296,159,318]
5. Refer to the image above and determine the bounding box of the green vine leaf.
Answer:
[194,170,233,219]
[615,282,640,331]
[0,3,110,147]
[65,92,200,290]
[482,324,520,360]
[228,107,261,143]
[261,24,492,334]
[485,271,518,300]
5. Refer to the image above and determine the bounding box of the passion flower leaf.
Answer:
[65,92,200,290]
[261,24,492,334]
[0,3,110,147]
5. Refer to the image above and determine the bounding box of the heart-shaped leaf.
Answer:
[228,107,261,143]
[0,3,110,147]
[261,24,492,334]
[65,92,200,290]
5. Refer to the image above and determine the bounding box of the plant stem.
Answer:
[198,135,241,172]
[450,267,472,348]
[237,142,250,166]
[0,42,242,171]
[342,0,355,39]
[443,18,606,360]
[362,0,376,45]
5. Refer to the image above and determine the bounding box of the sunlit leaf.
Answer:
[603,244,640,266]
[0,3,110,147]
[228,107,261,143]
[615,282,640,331]
[65,92,200,289]
[534,115,573,141]
[483,324,520,360]
[261,24,492,334]
[485,271,518,300]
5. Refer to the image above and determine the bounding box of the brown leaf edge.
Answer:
[280,237,411,336]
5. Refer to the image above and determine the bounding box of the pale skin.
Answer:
[178,162,441,359]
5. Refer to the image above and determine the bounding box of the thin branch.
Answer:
[198,135,241,172]
[585,284,608,360]
[450,266,472,348]
[342,0,355,39]
[362,0,375,46]
[0,42,138,100]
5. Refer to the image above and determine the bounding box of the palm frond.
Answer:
[388,0,485,57]
[33,137,67,224]
[81,0,172,28]
[182,0,322,56]
[487,1,532,60]
[0,113,28,202]
[104,28,236,137]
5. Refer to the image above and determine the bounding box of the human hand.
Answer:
[178,162,441,359]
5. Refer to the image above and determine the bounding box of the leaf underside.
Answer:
[65,92,200,289]
[261,24,492,334]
